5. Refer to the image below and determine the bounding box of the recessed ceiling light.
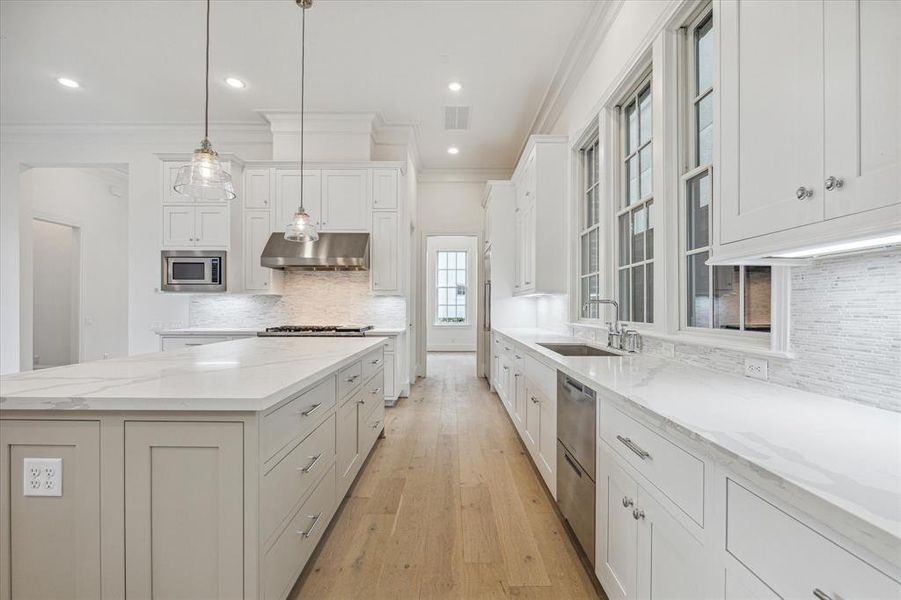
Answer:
[447,146,460,155]
[448,81,463,92]
[225,77,246,89]
[56,77,80,89]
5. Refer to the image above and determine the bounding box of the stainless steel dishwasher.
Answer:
[556,372,596,566]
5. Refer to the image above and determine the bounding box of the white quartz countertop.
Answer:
[494,327,901,560]
[0,336,386,412]
[156,326,405,336]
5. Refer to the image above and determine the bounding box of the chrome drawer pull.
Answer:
[298,511,323,538]
[345,374,360,383]
[616,435,651,460]
[372,420,381,429]
[298,453,322,473]
[622,496,634,508]
[371,359,381,365]
[812,590,833,600]
[514,354,522,359]
[531,396,540,404]
[632,508,645,520]
[300,402,323,417]
[371,387,382,395]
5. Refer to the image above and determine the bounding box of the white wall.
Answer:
[22,167,130,368]
[0,124,273,373]
[426,235,478,351]
[31,219,76,368]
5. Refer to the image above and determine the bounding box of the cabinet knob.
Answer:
[824,176,844,191]
[632,508,645,520]
[795,186,814,200]
[622,496,634,508]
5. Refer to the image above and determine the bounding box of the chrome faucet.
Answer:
[582,298,641,352]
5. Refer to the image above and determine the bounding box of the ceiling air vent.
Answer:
[444,106,471,130]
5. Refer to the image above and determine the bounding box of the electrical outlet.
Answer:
[23,458,62,497]
[744,358,768,381]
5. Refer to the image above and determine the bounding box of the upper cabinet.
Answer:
[714,0,900,262]
[162,159,237,204]
[372,169,399,210]
[511,136,567,296]
[274,169,323,231]
[321,169,370,231]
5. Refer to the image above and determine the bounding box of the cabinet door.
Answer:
[523,201,536,290]
[275,169,322,231]
[194,205,230,248]
[512,371,525,432]
[244,210,272,291]
[383,352,397,400]
[525,385,540,450]
[162,205,196,247]
[372,169,398,210]
[337,396,360,498]
[322,169,369,231]
[636,490,705,600]
[537,385,556,492]
[125,421,243,599]
[824,0,900,219]
[0,420,102,600]
[513,208,523,291]
[163,161,192,204]
[371,211,399,292]
[597,446,639,600]
[719,0,825,243]
[244,167,271,209]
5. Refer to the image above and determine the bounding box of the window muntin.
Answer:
[681,9,771,334]
[436,250,467,324]
[617,76,654,324]
[579,134,601,319]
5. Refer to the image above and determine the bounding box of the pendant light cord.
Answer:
[204,0,211,141]
[299,4,306,212]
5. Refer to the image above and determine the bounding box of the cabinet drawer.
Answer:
[263,376,336,461]
[264,463,336,600]
[359,399,385,457]
[337,360,363,400]
[262,414,336,544]
[600,403,704,525]
[726,479,900,599]
[360,369,384,419]
[361,347,385,383]
[378,336,396,353]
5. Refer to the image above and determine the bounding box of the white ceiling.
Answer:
[0,0,593,169]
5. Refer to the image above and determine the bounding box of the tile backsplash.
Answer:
[574,247,901,412]
[190,271,406,329]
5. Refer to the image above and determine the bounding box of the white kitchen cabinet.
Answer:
[382,350,396,401]
[510,136,567,296]
[512,370,525,433]
[162,159,236,204]
[524,382,540,450]
[244,211,273,291]
[274,169,322,231]
[162,205,229,249]
[714,0,900,261]
[372,169,398,210]
[244,168,272,209]
[371,211,399,292]
[336,393,360,499]
[597,445,705,600]
[536,383,556,492]
[321,169,369,231]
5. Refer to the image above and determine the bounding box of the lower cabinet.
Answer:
[336,391,361,499]
[597,444,705,600]
[513,369,526,432]
[124,421,245,599]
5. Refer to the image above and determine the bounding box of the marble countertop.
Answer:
[156,326,406,336]
[0,336,386,412]
[494,327,901,562]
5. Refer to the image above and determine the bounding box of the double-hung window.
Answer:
[681,9,771,333]
[616,74,655,324]
[436,250,467,324]
[579,133,601,318]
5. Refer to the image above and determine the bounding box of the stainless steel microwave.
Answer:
[161,250,226,292]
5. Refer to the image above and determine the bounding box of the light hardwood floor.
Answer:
[290,352,603,600]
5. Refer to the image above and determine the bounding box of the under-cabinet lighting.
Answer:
[225,77,246,89]
[447,146,460,155]
[771,234,901,258]
[56,77,80,88]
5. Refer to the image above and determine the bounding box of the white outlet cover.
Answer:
[23,457,62,497]
[744,357,769,381]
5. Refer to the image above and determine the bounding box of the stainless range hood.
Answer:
[261,232,370,270]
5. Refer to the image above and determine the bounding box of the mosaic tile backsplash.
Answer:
[190,271,406,329]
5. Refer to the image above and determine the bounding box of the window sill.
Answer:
[567,321,795,360]
[434,322,471,329]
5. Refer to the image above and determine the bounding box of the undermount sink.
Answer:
[536,343,619,357]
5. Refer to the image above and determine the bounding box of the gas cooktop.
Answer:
[257,325,375,337]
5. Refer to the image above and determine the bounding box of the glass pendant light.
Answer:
[174,0,236,201]
[285,0,319,242]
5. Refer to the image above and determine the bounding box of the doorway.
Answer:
[424,235,479,372]
[32,219,81,368]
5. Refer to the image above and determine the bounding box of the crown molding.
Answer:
[255,110,381,135]
[521,0,624,143]
[418,168,513,184]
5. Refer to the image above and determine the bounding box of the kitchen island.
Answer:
[0,336,389,600]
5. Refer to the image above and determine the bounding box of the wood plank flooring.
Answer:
[290,352,603,600]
